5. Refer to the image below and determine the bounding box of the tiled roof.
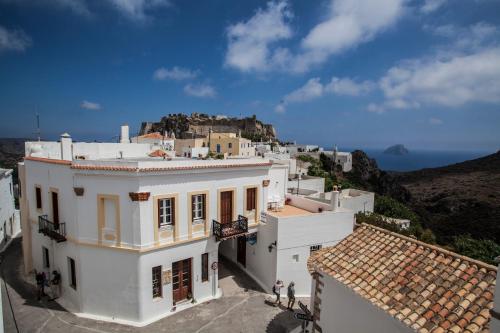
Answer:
[148,149,168,157]
[70,162,272,172]
[307,224,497,333]
[139,132,168,139]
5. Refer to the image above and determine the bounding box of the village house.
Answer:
[0,168,21,248]
[207,132,256,158]
[306,224,498,333]
[18,127,374,326]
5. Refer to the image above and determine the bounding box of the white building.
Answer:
[306,224,497,333]
[322,150,353,172]
[308,188,374,214]
[131,132,175,152]
[19,128,375,325]
[1,168,21,248]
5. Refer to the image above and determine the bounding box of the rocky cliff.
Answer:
[140,113,277,141]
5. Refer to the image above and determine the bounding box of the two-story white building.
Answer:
[19,129,374,326]
[1,168,20,248]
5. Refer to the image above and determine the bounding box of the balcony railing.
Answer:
[213,215,248,241]
[38,215,67,242]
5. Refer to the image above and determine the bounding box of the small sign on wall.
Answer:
[162,270,171,285]
[260,212,267,223]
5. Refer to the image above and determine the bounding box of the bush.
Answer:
[374,195,419,222]
[452,234,500,265]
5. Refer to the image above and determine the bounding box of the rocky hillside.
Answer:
[346,150,500,245]
[140,113,277,141]
[0,138,27,182]
[395,151,500,244]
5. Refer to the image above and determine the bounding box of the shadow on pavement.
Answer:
[218,255,264,293]
[266,309,302,333]
[0,237,67,312]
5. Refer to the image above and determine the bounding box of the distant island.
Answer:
[384,144,409,155]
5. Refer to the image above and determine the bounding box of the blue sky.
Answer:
[0,0,499,151]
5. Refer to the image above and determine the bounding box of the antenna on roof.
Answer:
[35,111,41,141]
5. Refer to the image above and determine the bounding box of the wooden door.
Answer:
[172,258,192,303]
[237,236,246,267]
[220,191,233,224]
[52,192,59,226]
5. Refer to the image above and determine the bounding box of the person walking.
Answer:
[272,280,283,305]
[35,271,45,301]
[50,270,61,300]
[287,281,295,310]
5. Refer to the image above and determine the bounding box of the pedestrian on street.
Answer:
[273,280,283,305]
[35,271,45,301]
[50,270,61,300]
[287,281,295,310]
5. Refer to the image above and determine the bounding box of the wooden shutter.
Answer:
[191,195,195,222]
[201,253,208,282]
[171,198,175,226]
[202,194,206,220]
[247,188,256,210]
[157,199,162,228]
[36,187,42,209]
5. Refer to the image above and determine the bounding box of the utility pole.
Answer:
[35,112,41,141]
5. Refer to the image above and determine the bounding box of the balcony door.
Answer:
[51,192,59,227]
[220,191,233,224]
[172,258,192,304]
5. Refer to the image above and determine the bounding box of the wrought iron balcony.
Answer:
[213,215,248,241]
[38,215,66,242]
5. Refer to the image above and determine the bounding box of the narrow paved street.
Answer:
[1,238,308,333]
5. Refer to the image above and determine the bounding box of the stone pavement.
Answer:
[1,238,309,333]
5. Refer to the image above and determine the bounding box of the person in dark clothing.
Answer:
[272,280,283,305]
[50,270,61,300]
[35,271,45,301]
[287,281,295,310]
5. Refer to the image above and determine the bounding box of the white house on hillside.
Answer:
[1,168,21,248]
[19,127,375,326]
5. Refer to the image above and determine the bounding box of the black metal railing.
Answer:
[213,215,248,241]
[38,215,67,242]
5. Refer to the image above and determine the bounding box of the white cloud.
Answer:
[224,0,293,72]
[0,25,32,52]
[429,117,443,125]
[276,76,374,112]
[420,0,447,13]
[366,103,385,114]
[184,83,217,98]
[325,77,375,96]
[380,47,500,108]
[426,22,499,52]
[80,100,102,110]
[153,66,198,81]
[106,0,171,21]
[296,0,405,72]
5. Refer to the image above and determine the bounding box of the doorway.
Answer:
[172,258,192,304]
[237,236,246,267]
[220,191,233,224]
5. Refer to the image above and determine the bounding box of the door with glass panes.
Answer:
[172,258,192,303]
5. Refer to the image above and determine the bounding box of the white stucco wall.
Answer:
[275,210,353,296]
[313,273,414,333]
[287,176,325,194]
[0,169,20,243]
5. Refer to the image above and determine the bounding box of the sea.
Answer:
[343,149,495,172]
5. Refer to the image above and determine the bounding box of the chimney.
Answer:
[120,124,130,143]
[60,133,72,161]
[491,256,500,332]
[330,186,339,212]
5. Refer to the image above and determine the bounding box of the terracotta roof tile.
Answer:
[306,224,497,333]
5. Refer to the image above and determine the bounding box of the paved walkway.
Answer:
[1,238,308,333]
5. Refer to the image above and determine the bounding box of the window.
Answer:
[310,244,322,254]
[43,247,50,268]
[35,186,42,209]
[68,257,77,289]
[201,253,209,282]
[158,198,175,228]
[192,194,206,224]
[246,187,256,211]
[152,266,162,298]
[228,142,232,149]
[216,144,221,153]
[292,254,299,262]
